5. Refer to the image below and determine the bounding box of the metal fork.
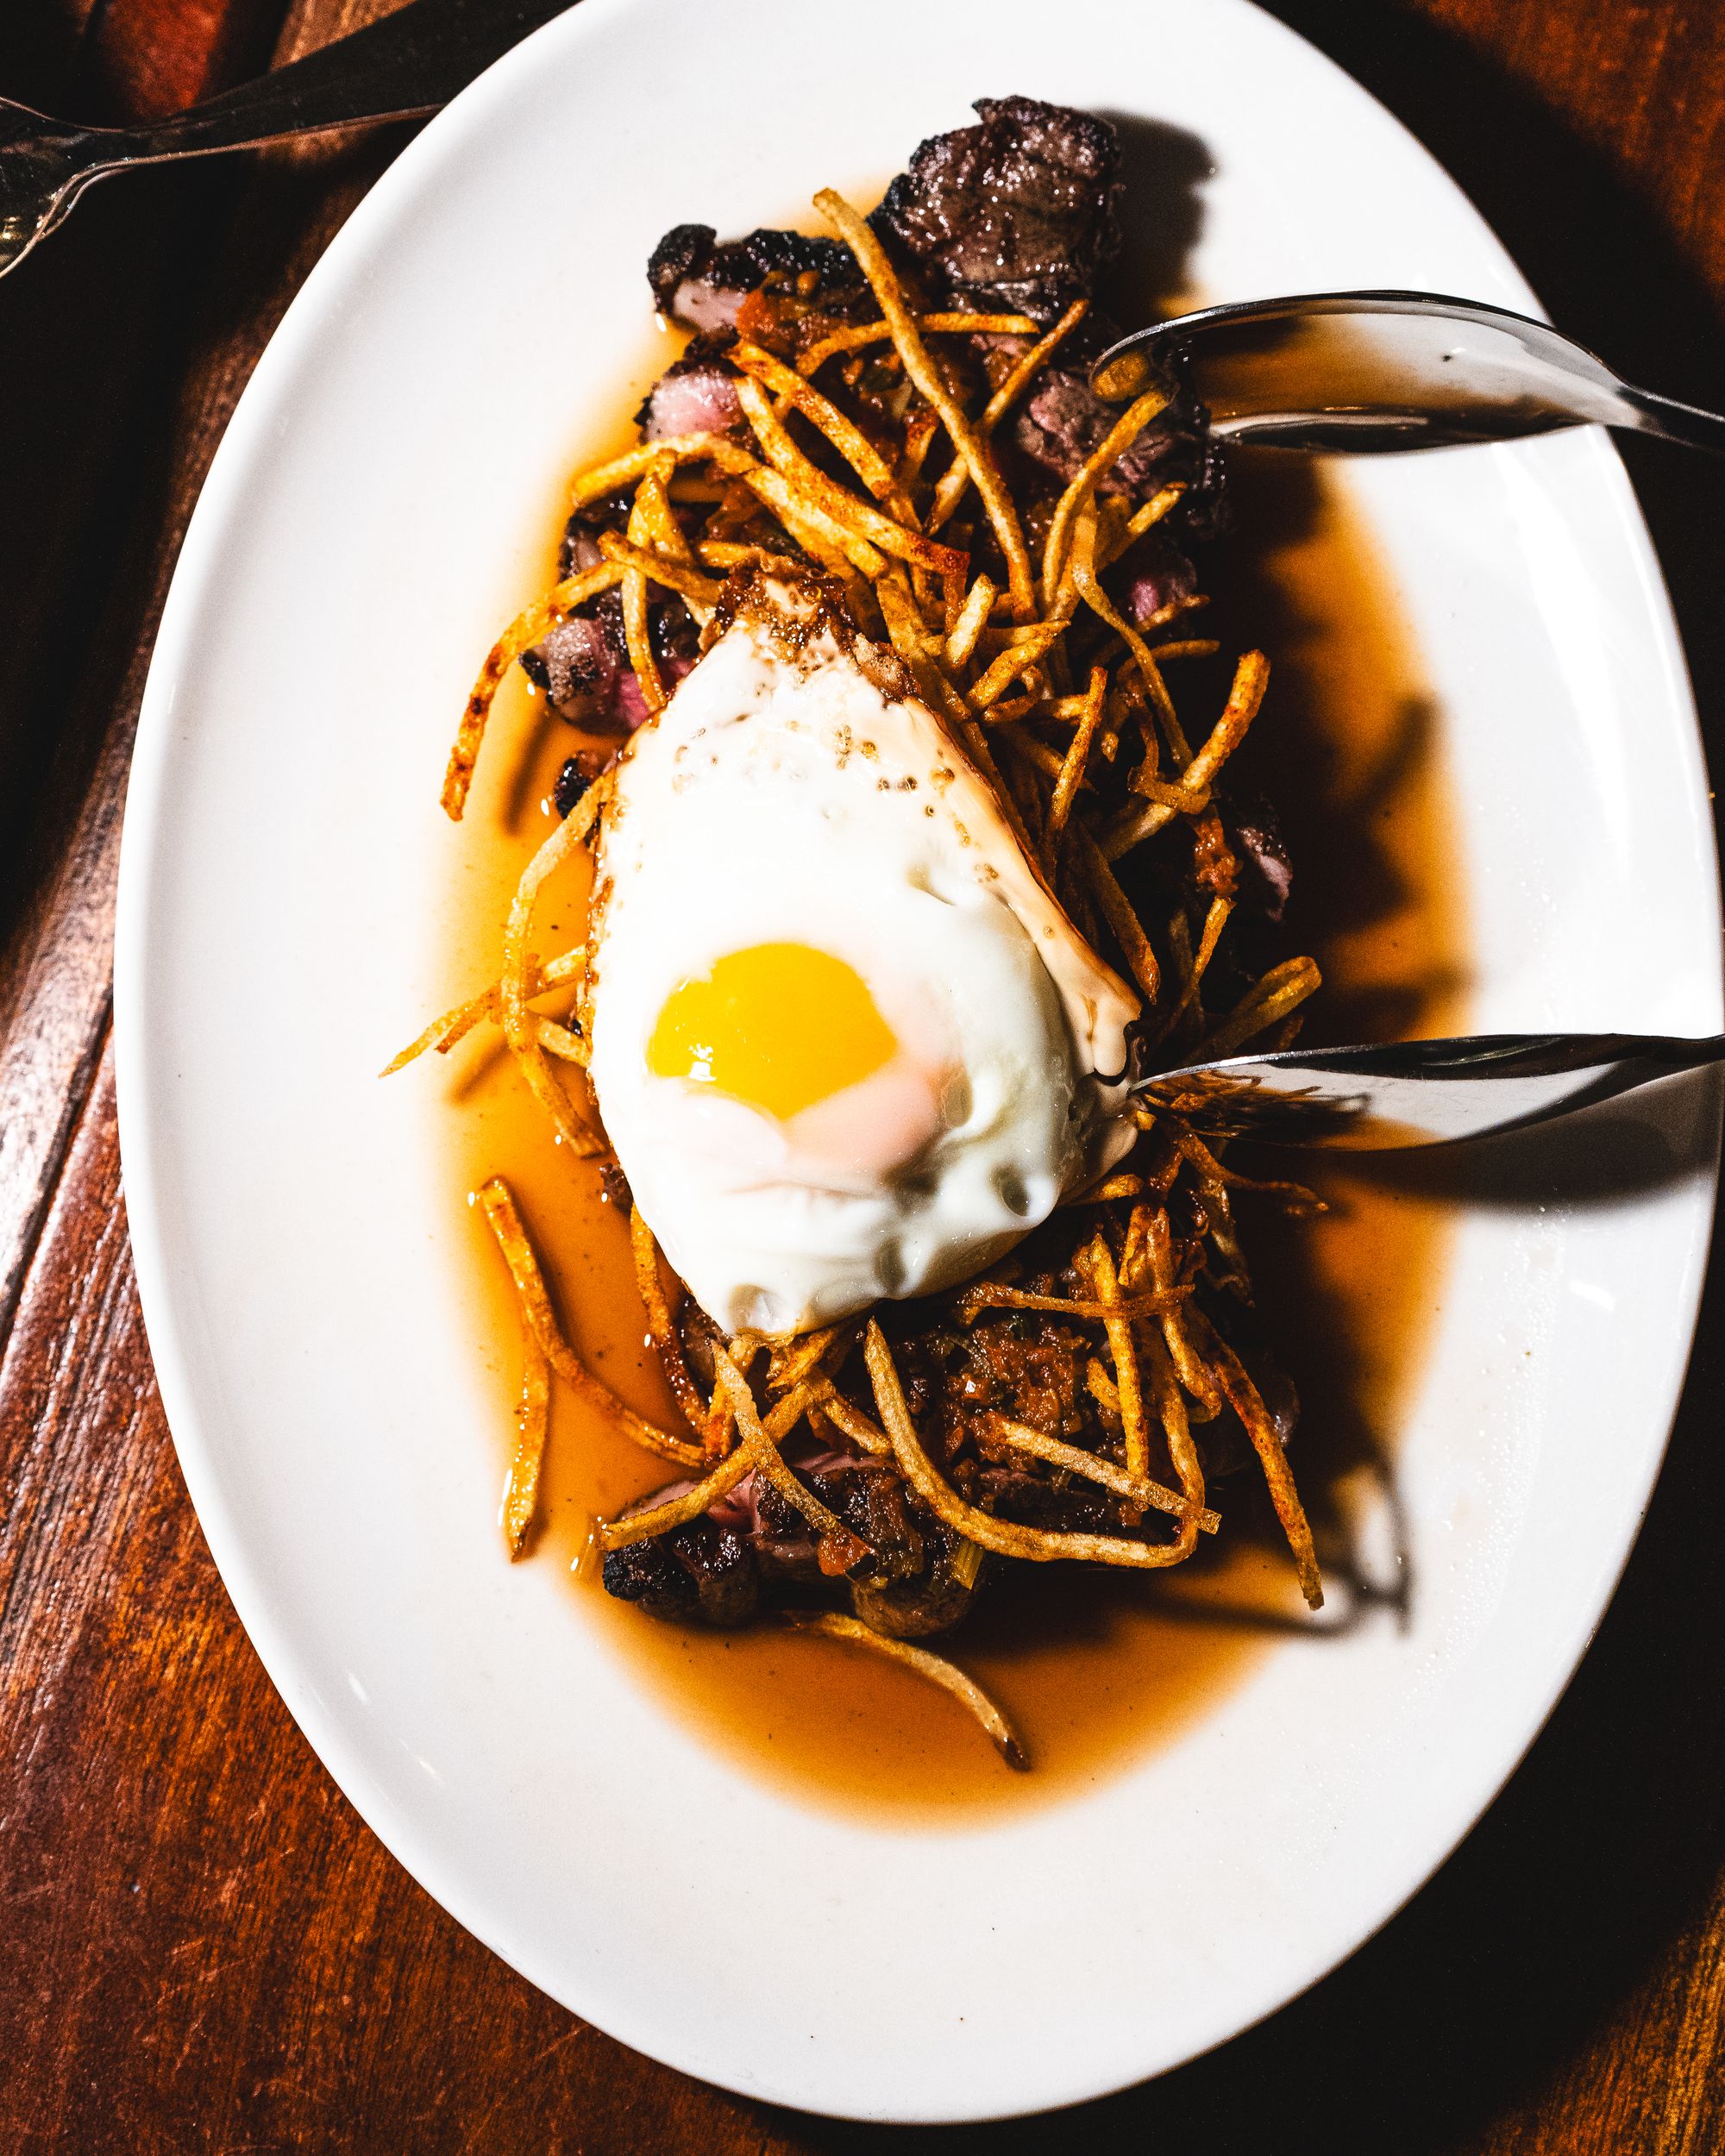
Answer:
[0,0,572,281]
[1134,1031,1725,1148]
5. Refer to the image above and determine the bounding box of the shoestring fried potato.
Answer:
[388,172,1334,1768]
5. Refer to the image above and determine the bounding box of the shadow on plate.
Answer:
[1305,1069,1725,1210]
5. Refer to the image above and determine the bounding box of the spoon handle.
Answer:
[1615,385,1725,457]
[93,0,570,166]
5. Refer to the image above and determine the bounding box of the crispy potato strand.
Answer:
[630,1208,712,1434]
[796,311,1041,376]
[631,462,696,566]
[1138,1204,1223,1422]
[381,947,586,1078]
[1069,509,1188,762]
[1040,383,1171,607]
[1078,1232,1151,1486]
[536,1017,589,1067]
[598,530,723,611]
[735,377,966,581]
[733,341,900,501]
[967,617,1070,711]
[814,190,1036,618]
[500,1326,550,1558]
[984,1415,1219,1532]
[620,488,667,715]
[930,298,1091,533]
[714,1347,870,1574]
[500,795,606,1156]
[599,1450,755,1551]
[956,1282,1181,1322]
[945,573,998,669]
[1075,827,1160,1003]
[743,464,888,577]
[781,1611,1027,1770]
[1189,1309,1324,1608]
[1111,649,1271,858]
[1142,1325,1206,1528]
[569,433,754,508]
[381,987,497,1078]
[596,1380,818,1550]
[1151,893,1233,1044]
[809,1382,893,1457]
[865,1323,1203,1572]
[1044,664,1107,865]
[441,562,624,820]
[1198,955,1322,1059]
[478,1179,704,1469]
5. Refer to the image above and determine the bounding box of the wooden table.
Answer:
[2,2,1721,2146]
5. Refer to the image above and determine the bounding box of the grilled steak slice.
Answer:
[749,1473,825,1585]
[648,222,856,335]
[635,336,742,441]
[1120,532,1199,627]
[803,1456,932,1584]
[872,96,1122,323]
[599,1445,977,1637]
[897,1307,1097,1462]
[520,607,622,717]
[850,1542,979,1639]
[601,1514,760,1626]
[521,501,700,729]
[1220,790,1294,922]
[1010,363,1200,499]
[970,1463,1141,1538]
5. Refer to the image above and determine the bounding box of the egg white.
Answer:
[585,595,1139,1336]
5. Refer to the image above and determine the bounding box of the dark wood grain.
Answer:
[0,2,1721,2148]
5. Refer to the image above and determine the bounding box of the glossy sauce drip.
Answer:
[428,390,1466,1824]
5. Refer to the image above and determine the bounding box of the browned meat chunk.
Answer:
[634,338,742,441]
[1120,533,1199,626]
[871,96,1122,323]
[850,1544,979,1639]
[601,1514,760,1626]
[647,222,857,335]
[600,1445,975,1638]
[521,611,621,718]
[1014,367,1173,492]
[520,501,700,730]
[1220,791,1294,921]
[969,1463,1138,1539]
[898,1308,1095,1459]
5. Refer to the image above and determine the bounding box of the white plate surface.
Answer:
[116,0,1722,2122]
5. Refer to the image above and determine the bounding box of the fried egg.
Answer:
[584,586,1139,1337]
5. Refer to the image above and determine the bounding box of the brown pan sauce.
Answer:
[430,389,1466,1824]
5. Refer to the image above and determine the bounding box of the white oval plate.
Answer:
[116,0,1722,2122]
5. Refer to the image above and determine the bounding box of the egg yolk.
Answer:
[648,943,899,1121]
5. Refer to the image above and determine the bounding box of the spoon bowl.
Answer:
[1092,289,1725,455]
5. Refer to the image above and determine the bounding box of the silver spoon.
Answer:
[0,0,571,282]
[1134,1031,1725,1148]
[1090,290,1725,454]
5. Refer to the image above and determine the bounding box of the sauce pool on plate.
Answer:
[429,424,1465,1825]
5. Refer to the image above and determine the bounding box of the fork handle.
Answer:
[93,0,571,168]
